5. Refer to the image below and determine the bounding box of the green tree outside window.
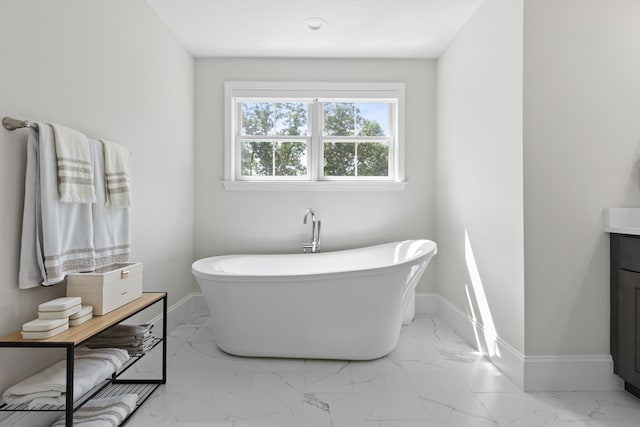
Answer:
[239,101,389,178]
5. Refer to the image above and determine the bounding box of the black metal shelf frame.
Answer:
[0,292,167,427]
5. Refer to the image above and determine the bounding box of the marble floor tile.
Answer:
[532,391,640,425]
[304,360,357,394]
[127,314,640,427]
[350,358,430,422]
[302,392,367,427]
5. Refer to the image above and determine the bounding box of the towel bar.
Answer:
[2,117,36,131]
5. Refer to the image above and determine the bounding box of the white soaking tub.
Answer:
[192,239,437,360]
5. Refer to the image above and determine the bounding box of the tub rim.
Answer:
[191,239,437,283]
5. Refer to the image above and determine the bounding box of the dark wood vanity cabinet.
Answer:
[610,233,640,397]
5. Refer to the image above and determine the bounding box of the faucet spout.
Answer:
[303,208,316,225]
[302,209,321,253]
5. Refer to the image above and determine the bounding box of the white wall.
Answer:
[436,0,525,356]
[0,0,194,411]
[523,0,640,356]
[194,58,436,291]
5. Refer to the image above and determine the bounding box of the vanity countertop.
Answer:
[604,208,640,235]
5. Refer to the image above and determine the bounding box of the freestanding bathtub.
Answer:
[191,239,437,360]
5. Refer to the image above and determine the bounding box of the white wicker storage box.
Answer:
[67,263,143,315]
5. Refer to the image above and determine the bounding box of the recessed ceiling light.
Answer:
[304,17,326,31]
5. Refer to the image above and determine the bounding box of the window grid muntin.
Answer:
[236,136,311,180]
[321,138,393,180]
[321,102,393,138]
[318,99,395,181]
[240,101,310,137]
[228,85,402,183]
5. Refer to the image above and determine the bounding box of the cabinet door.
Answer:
[618,269,640,387]
[619,236,640,272]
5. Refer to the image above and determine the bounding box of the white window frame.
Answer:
[224,81,406,191]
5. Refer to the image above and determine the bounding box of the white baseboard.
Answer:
[148,292,209,333]
[191,292,209,314]
[523,355,622,392]
[415,292,439,314]
[415,292,621,392]
[417,292,525,389]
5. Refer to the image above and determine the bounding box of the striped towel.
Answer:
[51,123,96,203]
[92,139,131,268]
[100,139,132,208]
[18,126,131,288]
[39,124,96,284]
[52,394,138,427]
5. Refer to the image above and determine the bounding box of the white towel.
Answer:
[42,125,96,284]
[52,394,138,427]
[51,123,96,203]
[18,127,131,287]
[19,124,96,287]
[90,324,152,338]
[92,139,131,267]
[86,324,155,355]
[18,128,46,288]
[74,347,130,371]
[1,348,129,408]
[100,139,132,208]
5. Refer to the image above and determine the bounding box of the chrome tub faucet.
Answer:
[303,209,321,253]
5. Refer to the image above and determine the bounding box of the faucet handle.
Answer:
[315,220,321,245]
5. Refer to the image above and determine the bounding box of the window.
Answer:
[224,82,406,191]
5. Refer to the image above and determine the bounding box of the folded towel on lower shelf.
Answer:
[87,336,156,356]
[1,348,129,408]
[86,324,154,355]
[91,324,152,338]
[52,393,138,427]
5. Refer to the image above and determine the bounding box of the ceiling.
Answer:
[145,0,484,59]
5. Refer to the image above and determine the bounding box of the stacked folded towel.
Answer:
[1,348,129,408]
[86,324,154,356]
[52,393,138,427]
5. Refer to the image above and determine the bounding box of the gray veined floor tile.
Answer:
[366,422,435,427]
[532,391,640,425]
[304,360,357,394]
[127,314,640,427]
[302,391,367,427]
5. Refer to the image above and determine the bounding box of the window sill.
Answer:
[222,181,407,192]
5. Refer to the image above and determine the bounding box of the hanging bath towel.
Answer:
[18,125,131,288]
[91,138,131,267]
[51,123,96,203]
[101,139,132,208]
[18,124,96,288]
[18,128,46,288]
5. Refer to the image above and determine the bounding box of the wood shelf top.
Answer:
[0,292,166,345]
